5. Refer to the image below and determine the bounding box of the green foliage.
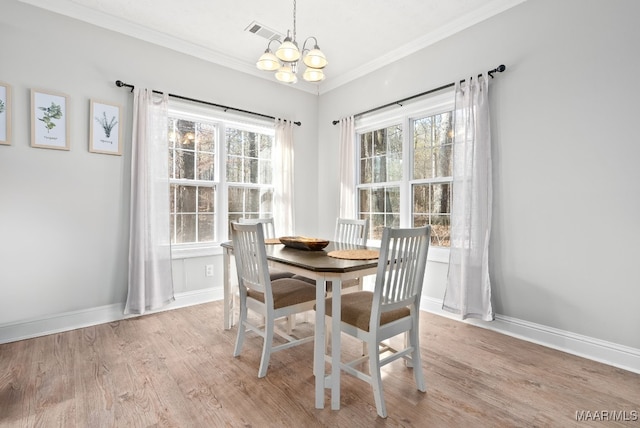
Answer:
[38,102,63,132]
[0,99,5,114]
[95,112,118,138]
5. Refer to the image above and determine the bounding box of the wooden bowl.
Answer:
[279,236,330,251]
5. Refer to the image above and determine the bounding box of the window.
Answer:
[355,92,454,259]
[226,127,274,237]
[168,102,274,256]
[411,111,453,247]
[169,117,217,245]
[358,125,403,238]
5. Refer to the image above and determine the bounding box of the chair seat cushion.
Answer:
[291,275,359,291]
[248,278,316,309]
[269,268,295,281]
[322,291,410,332]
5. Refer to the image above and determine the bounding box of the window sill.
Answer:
[428,246,450,264]
[171,244,223,259]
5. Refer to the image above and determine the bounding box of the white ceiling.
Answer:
[20,0,524,94]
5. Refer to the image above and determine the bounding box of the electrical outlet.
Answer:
[205,264,214,277]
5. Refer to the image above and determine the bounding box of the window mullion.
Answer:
[401,116,412,228]
[218,123,228,242]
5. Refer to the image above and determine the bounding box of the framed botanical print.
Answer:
[31,88,70,150]
[0,82,11,145]
[89,99,122,155]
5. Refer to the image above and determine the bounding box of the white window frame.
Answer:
[168,100,275,259]
[355,90,454,263]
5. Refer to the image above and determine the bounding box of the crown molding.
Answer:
[318,0,526,94]
[19,0,525,96]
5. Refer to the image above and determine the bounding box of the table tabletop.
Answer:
[221,240,379,273]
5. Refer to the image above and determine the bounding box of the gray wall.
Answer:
[0,1,319,324]
[318,0,640,349]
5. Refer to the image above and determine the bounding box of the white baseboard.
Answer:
[2,290,638,375]
[0,288,222,345]
[421,296,640,375]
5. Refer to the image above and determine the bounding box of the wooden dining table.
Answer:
[221,240,380,410]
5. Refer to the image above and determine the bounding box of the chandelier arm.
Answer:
[267,39,282,51]
[301,36,318,53]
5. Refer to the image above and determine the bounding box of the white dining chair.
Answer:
[236,217,298,331]
[321,225,431,418]
[334,217,369,246]
[238,216,276,239]
[333,217,369,293]
[237,217,294,281]
[231,221,317,378]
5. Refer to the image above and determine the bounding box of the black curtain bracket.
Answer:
[115,80,301,126]
[332,64,506,125]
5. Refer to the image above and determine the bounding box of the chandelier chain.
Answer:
[293,0,297,42]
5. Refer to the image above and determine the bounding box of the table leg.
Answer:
[223,248,232,330]
[331,277,342,410]
[314,278,326,409]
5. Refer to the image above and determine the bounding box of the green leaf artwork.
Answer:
[0,99,5,114]
[95,112,118,138]
[38,102,63,133]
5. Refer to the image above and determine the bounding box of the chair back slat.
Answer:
[231,222,272,298]
[372,226,431,322]
[238,217,276,239]
[335,218,369,246]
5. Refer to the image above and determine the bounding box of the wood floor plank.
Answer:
[1,301,639,427]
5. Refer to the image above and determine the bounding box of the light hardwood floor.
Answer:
[1,301,638,427]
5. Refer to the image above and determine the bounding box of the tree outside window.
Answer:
[356,105,453,248]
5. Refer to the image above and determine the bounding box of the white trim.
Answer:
[420,296,640,375]
[428,246,450,263]
[0,288,222,345]
[171,244,223,259]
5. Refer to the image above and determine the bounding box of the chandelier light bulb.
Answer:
[256,50,281,71]
[303,48,327,69]
[275,65,297,83]
[302,67,324,82]
[276,38,301,62]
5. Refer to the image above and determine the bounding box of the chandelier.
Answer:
[255,0,327,84]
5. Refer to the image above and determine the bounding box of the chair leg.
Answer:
[368,339,387,418]
[233,301,248,357]
[258,314,274,378]
[409,326,426,392]
[325,316,331,351]
[403,331,412,367]
[286,314,295,334]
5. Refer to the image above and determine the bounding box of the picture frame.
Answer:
[31,88,70,150]
[0,82,11,145]
[89,99,122,155]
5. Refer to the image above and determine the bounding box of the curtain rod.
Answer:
[114,80,302,126]
[331,64,506,125]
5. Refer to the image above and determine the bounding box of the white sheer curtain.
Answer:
[443,73,494,321]
[338,116,356,218]
[124,89,174,315]
[273,119,295,236]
